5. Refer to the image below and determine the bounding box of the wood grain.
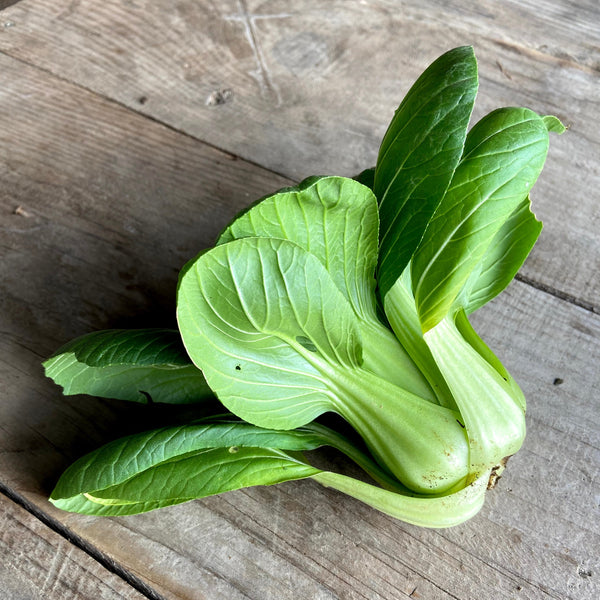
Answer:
[0,0,598,307]
[0,42,598,599]
[0,492,149,600]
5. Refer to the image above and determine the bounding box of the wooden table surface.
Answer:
[1,1,598,599]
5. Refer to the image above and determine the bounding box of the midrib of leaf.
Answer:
[377,80,475,207]
[459,117,540,161]
[99,447,317,498]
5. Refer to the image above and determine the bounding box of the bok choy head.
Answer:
[45,46,564,528]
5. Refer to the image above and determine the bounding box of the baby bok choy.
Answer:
[44,46,564,527]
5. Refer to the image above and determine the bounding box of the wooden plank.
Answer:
[0,492,149,600]
[0,0,598,306]
[0,49,599,599]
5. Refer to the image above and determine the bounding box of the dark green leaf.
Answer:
[374,46,479,299]
[50,419,325,515]
[50,418,405,516]
[460,196,542,314]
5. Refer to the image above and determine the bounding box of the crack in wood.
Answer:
[225,0,290,106]
[0,481,167,600]
[515,273,597,314]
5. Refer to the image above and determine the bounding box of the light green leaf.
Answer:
[542,115,566,134]
[218,175,435,401]
[375,46,479,299]
[459,196,542,315]
[44,329,211,404]
[177,236,362,430]
[411,107,552,332]
[219,176,380,321]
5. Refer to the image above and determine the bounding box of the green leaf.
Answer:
[459,196,542,315]
[542,115,566,134]
[177,237,469,494]
[43,329,212,404]
[374,46,479,299]
[353,167,375,190]
[177,236,362,429]
[219,176,380,321]
[50,419,326,515]
[411,107,552,332]
[218,175,436,401]
[50,417,482,527]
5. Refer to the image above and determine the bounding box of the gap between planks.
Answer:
[0,480,167,600]
[515,273,597,314]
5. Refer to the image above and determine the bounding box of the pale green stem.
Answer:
[384,275,456,409]
[359,318,438,404]
[316,364,469,494]
[424,313,526,473]
[312,469,490,528]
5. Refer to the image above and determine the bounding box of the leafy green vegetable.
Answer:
[43,329,211,404]
[44,46,564,528]
[375,45,478,299]
[410,107,553,333]
[458,196,542,315]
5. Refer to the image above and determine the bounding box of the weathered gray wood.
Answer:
[0,0,598,307]
[0,493,149,600]
[0,41,599,600]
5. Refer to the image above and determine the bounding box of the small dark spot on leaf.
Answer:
[553,377,564,385]
[296,336,317,352]
[516,585,522,591]
[139,390,154,404]
[235,364,241,371]
[138,95,148,105]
